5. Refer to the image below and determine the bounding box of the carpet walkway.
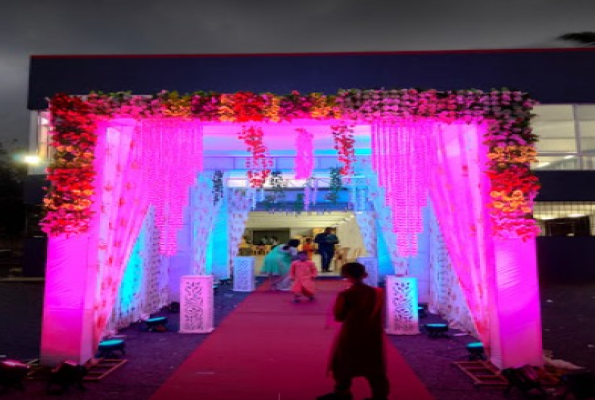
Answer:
[150,280,435,400]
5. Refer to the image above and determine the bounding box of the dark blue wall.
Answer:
[535,171,595,201]
[28,48,595,109]
[537,237,595,283]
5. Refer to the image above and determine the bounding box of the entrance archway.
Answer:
[40,89,542,370]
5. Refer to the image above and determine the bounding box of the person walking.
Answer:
[315,227,339,272]
[289,251,318,302]
[260,239,300,290]
[317,262,389,400]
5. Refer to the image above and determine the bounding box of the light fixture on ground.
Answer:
[145,316,168,332]
[97,339,126,358]
[466,342,486,361]
[0,359,29,392]
[46,360,87,395]
[424,323,449,338]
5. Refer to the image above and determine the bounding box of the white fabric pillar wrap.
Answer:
[40,234,98,365]
[233,257,255,292]
[385,276,419,335]
[489,237,543,369]
[179,275,214,334]
[357,257,379,287]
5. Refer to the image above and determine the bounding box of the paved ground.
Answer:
[0,278,594,399]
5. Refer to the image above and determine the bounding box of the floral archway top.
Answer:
[43,88,539,239]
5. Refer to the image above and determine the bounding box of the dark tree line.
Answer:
[0,140,26,237]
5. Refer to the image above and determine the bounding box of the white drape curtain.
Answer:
[227,188,252,267]
[427,201,477,335]
[108,207,164,332]
[190,174,222,275]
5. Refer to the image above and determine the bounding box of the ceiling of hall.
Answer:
[245,211,355,229]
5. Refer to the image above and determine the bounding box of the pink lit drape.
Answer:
[429,122,492,348]
[93,119,204,345]
[94,123,151,346]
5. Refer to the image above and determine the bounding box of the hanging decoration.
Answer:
[330,124,356,176]
[142,119,203,255]
[371,120,434,257]
[294,128,314,179]
[238,125,272,188]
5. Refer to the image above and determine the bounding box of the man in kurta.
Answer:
[318,262,389,400]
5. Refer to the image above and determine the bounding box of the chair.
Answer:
[334,247,351,270]
[348,247,363,262]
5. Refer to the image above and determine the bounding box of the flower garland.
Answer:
[338,88,539,239]
[330,124,356,176]
[43,88,539,240]
[237,126,272,188]
[41,94,98,235]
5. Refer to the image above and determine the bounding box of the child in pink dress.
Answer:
[289,251,318,302]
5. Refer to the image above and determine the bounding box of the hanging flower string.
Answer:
[238,126,272,187]
[295,128,314,179]
[330,124,356,176]
[43,89,539,240]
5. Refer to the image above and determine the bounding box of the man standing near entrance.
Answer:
[315,227,339,272]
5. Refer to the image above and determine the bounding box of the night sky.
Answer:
[1,0,594,145]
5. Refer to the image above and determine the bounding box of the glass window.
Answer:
[532,105,577,154]
[534,201,595,236]
[532,154,579,170]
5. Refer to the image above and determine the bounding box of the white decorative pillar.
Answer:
[233,257,255,292]
[179,275,214,334]
[358,256,379,287]
[385,276,420,335]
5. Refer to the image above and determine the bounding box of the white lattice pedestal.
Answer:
[233,257,255,292]
[179,275,214,334]
[385,276,420,335]
[357,257,379,287]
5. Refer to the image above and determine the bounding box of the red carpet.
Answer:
[150,280,435,400]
